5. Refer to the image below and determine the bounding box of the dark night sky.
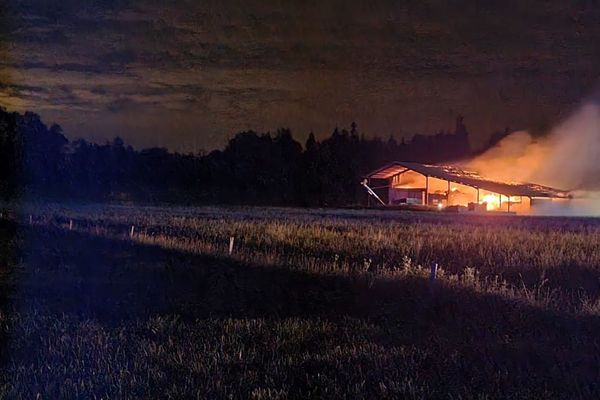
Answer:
[1,0,599,152]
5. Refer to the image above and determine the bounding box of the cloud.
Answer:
[0,0,600,151]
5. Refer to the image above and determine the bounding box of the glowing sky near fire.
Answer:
[465,88,600,215]
[1,1,600,151]
[468,91,600,191]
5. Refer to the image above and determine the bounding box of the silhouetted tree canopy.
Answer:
[0,107,493,206]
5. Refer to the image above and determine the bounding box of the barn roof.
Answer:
[365,161,570,198]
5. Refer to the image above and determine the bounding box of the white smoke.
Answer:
[467,92,600,216]
[526,191,600,216]
[532,102,600,190]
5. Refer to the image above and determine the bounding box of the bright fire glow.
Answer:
[481,194,499,210]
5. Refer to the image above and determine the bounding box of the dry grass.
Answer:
[32,204,600,314]
[0,205,599,399]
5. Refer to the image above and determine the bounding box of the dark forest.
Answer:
[0,108,509,206]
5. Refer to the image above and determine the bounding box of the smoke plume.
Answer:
[466,92,600,215]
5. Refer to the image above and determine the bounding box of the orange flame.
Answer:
[481,194,499,210]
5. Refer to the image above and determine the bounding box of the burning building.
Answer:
[363,161,571,213]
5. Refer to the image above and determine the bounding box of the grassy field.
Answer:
[0,205,599,399]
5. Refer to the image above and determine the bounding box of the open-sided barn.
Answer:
[364,161,571,213]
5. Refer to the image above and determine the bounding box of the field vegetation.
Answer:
[0,205,599,399]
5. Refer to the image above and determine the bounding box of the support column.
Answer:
[507,195,511,212]
[476,188,480,203]
[499,193,502,210]
[425,175,429,205]
[447,180,451,205]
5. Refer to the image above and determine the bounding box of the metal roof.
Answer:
[365,161,570,198]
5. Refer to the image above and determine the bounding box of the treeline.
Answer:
[0,108,505,206]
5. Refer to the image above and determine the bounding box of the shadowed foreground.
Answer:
[0,222,598,399]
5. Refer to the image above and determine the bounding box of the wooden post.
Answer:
[476,188,480,203]
[429,263,438,294]
[507,196,511,212]
[425,175,429,205]
[499,193,502,210]
[447,180,451,205]
[229,236,235,255]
